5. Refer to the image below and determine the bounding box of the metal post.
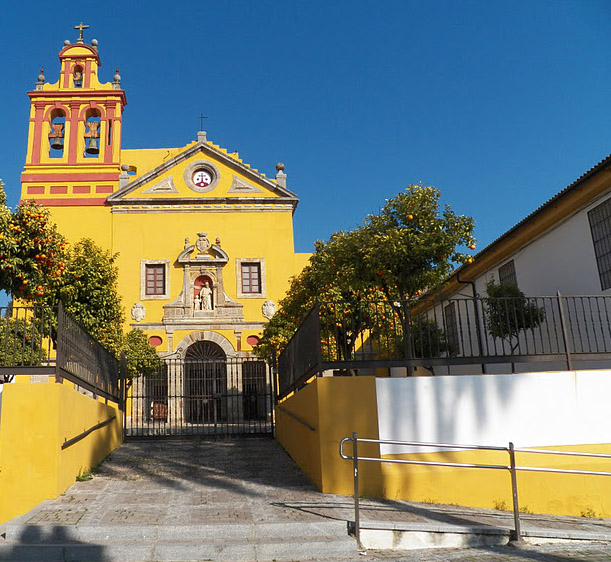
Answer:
[557,291,573,370]
[352,432,361,549]
[508,442,523,544]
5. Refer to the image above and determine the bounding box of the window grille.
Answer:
[589,198,611,291]
[444,302,460,356]
[499,260,518,287]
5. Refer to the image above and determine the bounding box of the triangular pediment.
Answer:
[108,140,298,207]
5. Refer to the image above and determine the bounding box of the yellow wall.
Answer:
[276,377,381,495]
[276,377,611,518]
[0,377,123,524]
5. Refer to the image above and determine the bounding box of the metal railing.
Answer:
[0,303,122,403]
[278,294,611,399]
[340,434,611,547]
[0,304,56,374]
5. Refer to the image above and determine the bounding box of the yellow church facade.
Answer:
[19,28,308,432]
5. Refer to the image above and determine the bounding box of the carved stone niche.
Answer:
[162,233,243,324]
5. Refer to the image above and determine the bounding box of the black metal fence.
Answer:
[0,302,122,403]
[125,356,274,437]
[278,294,611,399]
[0,304,55,371]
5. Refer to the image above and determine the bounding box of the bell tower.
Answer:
[21,23,127,206]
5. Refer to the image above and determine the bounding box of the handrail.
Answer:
[340,434,611,548]
[61,416,116,450]
[275,405,316,432]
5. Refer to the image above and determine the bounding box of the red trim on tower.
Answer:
[31,105,44,165]
[73,186,91,194]
[96,185,113,194]
[27,186,45,195]
[58,43,101,65]
[22,198,108,206]
[21,173,118,182]
[50,186,68,194]
[28,90,128,106]
[68,102,79,162]
[84,60,91,89]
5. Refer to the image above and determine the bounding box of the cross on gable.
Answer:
[74,22,89,43]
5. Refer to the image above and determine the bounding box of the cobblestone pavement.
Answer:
[6,437,611,562]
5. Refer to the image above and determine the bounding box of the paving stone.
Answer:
[25,509,87,525]
[190,505,254,523]
[99,507,168,524]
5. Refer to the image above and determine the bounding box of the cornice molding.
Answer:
[108,141,298,206]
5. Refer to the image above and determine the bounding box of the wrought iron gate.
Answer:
[125,356,274,437]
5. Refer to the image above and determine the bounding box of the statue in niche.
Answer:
[193,294,201,311]
[195,232,211,255]
[201,281,213,310]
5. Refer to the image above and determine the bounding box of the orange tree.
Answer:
[55,239,125,356]
[256,185,475,361]
[0,184,67,303]
[0,184,123,355]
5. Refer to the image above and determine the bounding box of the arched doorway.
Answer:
[184,341,227,423]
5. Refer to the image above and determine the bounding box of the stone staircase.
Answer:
[0,520,356,561]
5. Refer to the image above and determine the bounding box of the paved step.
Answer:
[0,521,357,562]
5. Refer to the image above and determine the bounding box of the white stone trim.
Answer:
[183,160,221,193]
[174,331,237,359]
[140,259,171,300]
[228,175,263,193]
[236,258,266,299]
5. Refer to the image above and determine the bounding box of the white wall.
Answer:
[375,370,611,455]
[473,193,611,297]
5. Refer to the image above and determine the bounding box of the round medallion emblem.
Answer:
[192,169,212,188]
[184,160,220,193]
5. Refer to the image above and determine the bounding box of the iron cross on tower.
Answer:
[198,114,208,130]
[74,22,89,43]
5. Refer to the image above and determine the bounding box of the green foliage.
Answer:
[57,239,124,356]
[411,316,449,358]
[124,329,164,380]
[0,186,163,372]
[484,280,545,350]
[493,499,509,511]
[0,315,47,366]
[0,186,68,303]
[256,185,475,358]
[361,185,475,300]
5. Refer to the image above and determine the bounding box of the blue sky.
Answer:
[0,0,609,255]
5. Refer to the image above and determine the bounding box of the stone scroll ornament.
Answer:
[131,302,146,322]
[195,232,211,255]
[262,300,276,320]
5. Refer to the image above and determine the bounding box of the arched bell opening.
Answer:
[73,65,84,88]
[49,109,66,158]
[184,340,227,423]
[193,274,214,311]
[84,109,101,157]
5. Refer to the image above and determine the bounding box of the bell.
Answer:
[49,123,64,151]
[85,137,99,155]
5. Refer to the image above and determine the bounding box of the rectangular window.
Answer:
[444,302,460,356]
[498,260,518,287]
[241,263,261,294]
[145,264,166,296]
[589,198,611,290]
